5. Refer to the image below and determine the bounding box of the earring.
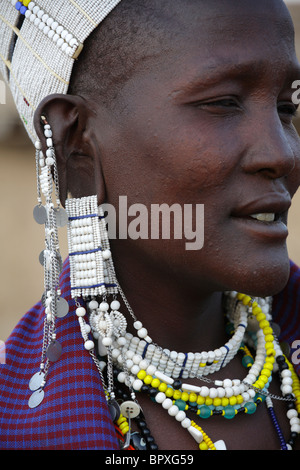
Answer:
[65,195,118,299]
[28,116,69,409]
[65,194,141,417]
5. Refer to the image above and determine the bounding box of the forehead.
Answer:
[172,0,294,36]
[133,0,300,92]
[170,0,296,60]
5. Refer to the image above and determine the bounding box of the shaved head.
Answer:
[68,0,175,104]
[68,0,294,105]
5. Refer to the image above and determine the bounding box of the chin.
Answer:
[225,250,291,299]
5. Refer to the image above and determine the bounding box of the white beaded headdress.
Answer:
[0,0,122,144]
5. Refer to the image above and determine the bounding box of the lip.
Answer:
[231,193,291,241]
[231,193,291,218]
[232,216,289,241]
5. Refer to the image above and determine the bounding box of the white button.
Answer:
[120,401,141,418]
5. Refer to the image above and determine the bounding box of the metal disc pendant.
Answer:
[28,389,45,409]
[39,250,50,269]
[33,204,48,224]
[46,340,62,362]
[39,250,45,267]
[54,207,69,227]
[29,371,45,391]
[39,251,63,273]
[56,297,69,318]
[280,341,291,357]
[108,399,121,422]
[270,321,281,338]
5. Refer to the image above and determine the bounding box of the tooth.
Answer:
[250,213,275,222]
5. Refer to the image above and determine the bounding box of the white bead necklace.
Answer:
[87,297,248,380]
[73,291,282,448]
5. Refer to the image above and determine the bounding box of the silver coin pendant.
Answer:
[29,371,45,391]
[28,389,45,409]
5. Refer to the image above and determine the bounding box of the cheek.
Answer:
[289,134,300,197]
[116,122,243,205]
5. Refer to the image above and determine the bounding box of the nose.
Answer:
[242,111,299,181]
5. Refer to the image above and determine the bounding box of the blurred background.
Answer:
[0,1,300,341]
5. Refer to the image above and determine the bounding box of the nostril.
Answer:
[242,140,296,180]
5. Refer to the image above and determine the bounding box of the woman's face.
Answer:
[93,0,300,297]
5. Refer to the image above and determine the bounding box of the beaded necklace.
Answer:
[75,290,300,450]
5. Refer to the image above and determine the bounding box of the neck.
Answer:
[111,241,226,353]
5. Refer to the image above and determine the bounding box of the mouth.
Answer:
[231,195,291,240]
[248,212,279,223]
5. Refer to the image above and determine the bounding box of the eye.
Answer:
[198,98,239,108]
[192,97,242,114]
[277,102,298,123]
[202,98,237,108]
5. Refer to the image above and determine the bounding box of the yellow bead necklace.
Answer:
[81,291,300,450]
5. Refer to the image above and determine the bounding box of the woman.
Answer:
[0,0,300,450]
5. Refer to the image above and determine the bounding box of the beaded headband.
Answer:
[0,0,122,144]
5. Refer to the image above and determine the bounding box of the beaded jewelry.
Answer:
[65,195,117,298]
[28,117,69,408]
[11,0,83,59]
[0,0,134,417]
[72,244,300,450]
[0,0,122,142]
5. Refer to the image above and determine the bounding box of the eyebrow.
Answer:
[172,58,300,97]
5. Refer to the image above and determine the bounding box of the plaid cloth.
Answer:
[273,260,300,377]
[0,259,119,450]
[0,259,299,449]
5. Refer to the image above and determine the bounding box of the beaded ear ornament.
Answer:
[28,116,69,408]
[28,118,300,450]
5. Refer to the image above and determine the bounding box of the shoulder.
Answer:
[272,260,300,336]
[4,300,44,362]
[0,258,119,449]
[272,260,300,376]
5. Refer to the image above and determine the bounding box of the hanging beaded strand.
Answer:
[65,195,141,435]
[28,116,69,408]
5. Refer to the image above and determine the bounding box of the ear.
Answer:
[33,93,106,207]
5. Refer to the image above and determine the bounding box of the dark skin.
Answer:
[34,0,300,450]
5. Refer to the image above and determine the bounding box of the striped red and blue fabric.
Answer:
[0,259,299,449]
[0,259,119,450]
[273,260,300,377]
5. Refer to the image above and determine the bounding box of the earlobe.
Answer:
[33,93,105,207]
